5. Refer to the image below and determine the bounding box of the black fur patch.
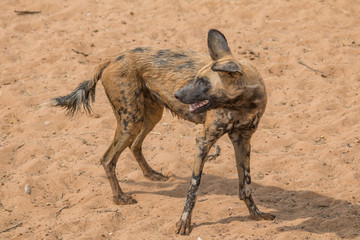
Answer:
[152,49,171,66]
[183,171,203,211]
[173,53,188,58]
[115,55,125,62]
[123,119,129,129]
[152,49,189,67]
[132,47,146,52]
[176,60,196,71]
[156,49,171,56]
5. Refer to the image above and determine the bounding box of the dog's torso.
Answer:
[101,47,266,129]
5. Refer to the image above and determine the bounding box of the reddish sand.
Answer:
[1,0,360,239]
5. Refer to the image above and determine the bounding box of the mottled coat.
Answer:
[51,29,274,235]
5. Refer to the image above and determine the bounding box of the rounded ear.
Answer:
[207,29,232,60]
[211,61,242,74]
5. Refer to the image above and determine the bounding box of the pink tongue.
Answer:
[189,104,196,112]
[189,100,209,112]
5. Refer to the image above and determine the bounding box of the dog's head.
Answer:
[175,29,265,114]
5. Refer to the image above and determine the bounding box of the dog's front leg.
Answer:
[175,135,210,235]
[176,115,227,235]
[228,130,275,220]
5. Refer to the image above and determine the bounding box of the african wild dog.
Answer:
[50,29,275,235]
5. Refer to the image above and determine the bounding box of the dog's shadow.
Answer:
[128,174,360,239]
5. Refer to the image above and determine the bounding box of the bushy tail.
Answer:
[51,60,111,116]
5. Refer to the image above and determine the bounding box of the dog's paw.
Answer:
[144,170,169,182]
[251,211,275,221]
[175,219,191,235]
[113,194,137,205]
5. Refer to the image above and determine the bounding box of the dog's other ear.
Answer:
[208,29,232,60]
[211,61,242,74]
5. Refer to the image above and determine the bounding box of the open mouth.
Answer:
[189,99,210,113]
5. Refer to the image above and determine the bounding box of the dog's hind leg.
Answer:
[101,121,143,205]
[101,77,146,204]
[228,130,275,220]
[129,100,168,181]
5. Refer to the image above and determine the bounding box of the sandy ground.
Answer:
[1,0,360,239]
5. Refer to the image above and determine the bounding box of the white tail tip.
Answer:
[39,99,57,108]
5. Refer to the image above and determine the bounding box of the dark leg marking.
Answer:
[176,171,202,235]
[129,102,168,181]
[229,131,275,221]
[176,115,228,235]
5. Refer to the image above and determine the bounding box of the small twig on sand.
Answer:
[0,222,23,233]
[104,209,118,213]
[56,205,70,218]
[298,60,327,78]
[14,143,25,151]
[0,201,12,212]
[72,49,89,57]
[207,144,221,161]
[97,209,119,213]
[15,10,41,16]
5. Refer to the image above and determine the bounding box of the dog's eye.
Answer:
[198,78,206,85]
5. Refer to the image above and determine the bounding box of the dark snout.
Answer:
[174,85,194,104]
[175,79,212,104]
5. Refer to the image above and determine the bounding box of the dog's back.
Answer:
[101,47,209,123]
